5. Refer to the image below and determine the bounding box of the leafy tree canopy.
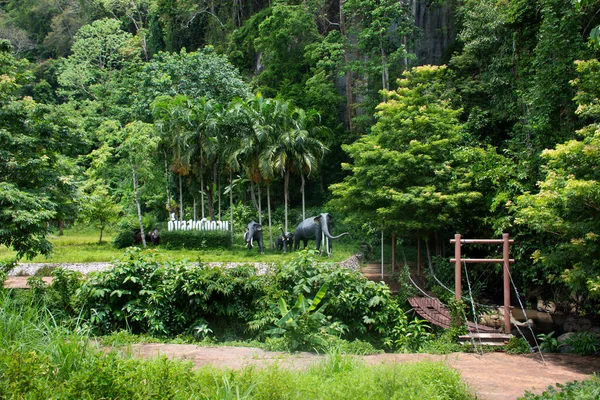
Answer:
[330,65,483,237]
[135,47,250,120]
[515,59,600,310]
[0,40,82,259]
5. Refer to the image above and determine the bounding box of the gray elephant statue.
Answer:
[293,213,349,255]
[244,220,264,254]
[275,229,294,253]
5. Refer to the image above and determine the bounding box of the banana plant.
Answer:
[266,283,330,351]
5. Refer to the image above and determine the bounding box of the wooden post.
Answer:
[455,233,461,301]
[503,233,511,334]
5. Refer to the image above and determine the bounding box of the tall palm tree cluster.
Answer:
[151,93,328,246]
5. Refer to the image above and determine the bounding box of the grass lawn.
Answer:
[0,227,360,264]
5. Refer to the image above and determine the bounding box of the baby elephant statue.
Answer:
[293,213,349,256]
[275,229,294,253]
[150,229,160,245]
[244,220,265,254]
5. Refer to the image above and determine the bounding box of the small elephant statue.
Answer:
[293,213,349,255]
[244,220,264,254]
[150,229,160,245]
[275,229,294,253]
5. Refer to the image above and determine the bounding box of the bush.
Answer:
[505,337,531,354]
[522,377,600,399]
[251,250,406,345]
[160,230,232,249]
[0,296,476,400]
[112,230,136,249]
[562,332,599,356]
[78,248,264,336]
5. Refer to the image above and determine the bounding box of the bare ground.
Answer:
[126,344,600,400]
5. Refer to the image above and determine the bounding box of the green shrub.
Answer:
[419,326,465,354]
[562,331,599,356]
[256,250,403,344]
[47,268,83,317]
[537,331,560,353]
[505,336,531,354]
[521,377,600,399]
[78,248,264,337]
[1,294,476,399]
[160,229,232,249]
[112,230,136,248]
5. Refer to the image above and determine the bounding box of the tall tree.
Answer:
[151,94,193,219]
[330,65,483,243]
[0,40,81,259]
[515,58,600,312]
[91,119,159,248]
[269,100,327,232]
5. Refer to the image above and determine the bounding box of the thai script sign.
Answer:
[168,215,230,232]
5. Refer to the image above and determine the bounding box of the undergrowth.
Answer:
[0,293,475,399]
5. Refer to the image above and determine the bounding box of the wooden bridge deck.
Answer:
[408,296,499,333]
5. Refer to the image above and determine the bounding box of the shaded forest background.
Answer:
[2,0,600,314]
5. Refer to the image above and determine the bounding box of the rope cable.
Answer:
[400,242,435,299]
[507,266,546,365]
[424,240,493,310]
[464,261,485,351]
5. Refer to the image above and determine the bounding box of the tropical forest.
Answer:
[1,0,600,398]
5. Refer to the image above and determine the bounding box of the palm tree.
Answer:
[291,108,328,220]
[231,94,277,245]
[151,95,194,219]
[187,98,223,221]
[269,101,327,232]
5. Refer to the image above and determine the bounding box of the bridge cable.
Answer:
[464,261,484,355]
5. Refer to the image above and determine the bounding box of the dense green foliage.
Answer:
[330,65,484,236]
[156,230,232,249]
[71,249,406,350]
[2,0,600,316]
[0,293,475,399]
[521,377,600,400]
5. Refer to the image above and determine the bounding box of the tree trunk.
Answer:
[391,233,396,276]
[249,181,259,211]
[380,33,389,90]
[193,197,197,220]
[200,149,205,219]
[301,174,306,220]
[163,149,171,213]
[179,174,183,220]
[403,36,409,71]
[99,227,103,244]
[131,162,146,248]
[207,166,216,220]
[258,182,262,225]
[229,171,234,242]
[340,0,354,132]
[267,184,273,248]
[284,169,290,233]
[218,173,222,221]
[417,237,421,275]
[200,171,205,219]
[58,220,64,236]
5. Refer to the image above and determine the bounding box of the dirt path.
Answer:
[127,344,600,400]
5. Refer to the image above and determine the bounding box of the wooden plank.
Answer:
[408,297,500,333]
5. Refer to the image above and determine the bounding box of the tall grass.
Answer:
[0,293,476,399]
